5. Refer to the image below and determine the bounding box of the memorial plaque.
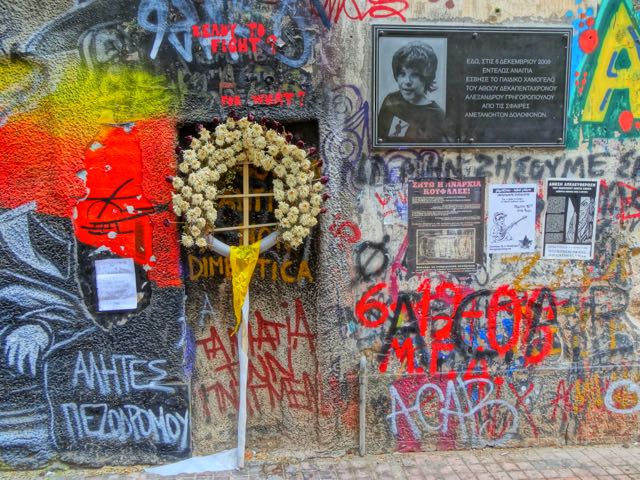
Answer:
[372,25,571,148]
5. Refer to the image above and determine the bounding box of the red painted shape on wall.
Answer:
[74,125,155,266]
[578,29,598,54]
[619,110,635,132]
[72,120,181,287]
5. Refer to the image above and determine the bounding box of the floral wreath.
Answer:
[171,115,328,249]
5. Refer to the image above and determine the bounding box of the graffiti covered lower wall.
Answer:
[0,0,639,471]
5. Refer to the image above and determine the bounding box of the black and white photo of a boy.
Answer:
[378,40,448,143]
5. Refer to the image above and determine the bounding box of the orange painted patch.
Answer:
[0,116,86,216]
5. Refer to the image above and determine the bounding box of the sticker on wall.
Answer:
[407,177,485,274]
[487,184,537,254]
[543,179,599,260]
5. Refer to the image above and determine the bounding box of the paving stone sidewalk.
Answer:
[4,444,640,480]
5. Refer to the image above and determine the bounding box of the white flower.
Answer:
[263,157,275,171]
[281,218,291,228]
[254,136,267,150]
[191,193,204,205]
[300,214,313,227]
[313,182,324,193]
[282,156,293,169]
[286,174,298,188]
[301,159,311,170]
[311,207,321,216]
[182,234,194,247]
[199,129,211,141]
[310,194,322,207]
[172,205,182,216]
[190,225,201,237]
[172,177,184,189]
[206,210,218,224]
[183,150,197,162]
[282,231,293,243]
[297,172,309,185]
[202,200,214,212]
[298,185,310,199]
[179,162,190,173]
[204,186,218,199]
[196,217,206,229]
[181,186,193,198]
[274,189,285,201]
[273,179,284,190]
[193,179,205,193]
[267,145,279,157]
[215,136,225,146]
[299,201,310,213]
[279,203,290,214]
[275,208,284,220]
[196,237,208,248]
[274,165,287,178]
[287,210,299,223]
[286,189,298,202]
[294,148,307,160]
[290,237,302,248]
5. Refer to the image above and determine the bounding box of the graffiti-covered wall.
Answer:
[1,0,640,471]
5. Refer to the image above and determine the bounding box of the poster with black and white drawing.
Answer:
[487,184,537,254]
[408,177,485,273]
[543,179,599,260]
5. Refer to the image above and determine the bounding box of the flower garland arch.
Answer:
[171,116,327,249]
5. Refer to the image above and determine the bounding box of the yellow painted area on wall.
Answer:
[38,64,175,136]
[582,1,640,122]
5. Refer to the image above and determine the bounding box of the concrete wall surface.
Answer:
[0,0,639,470]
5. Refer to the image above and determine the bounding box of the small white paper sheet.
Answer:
[95,257,137,311]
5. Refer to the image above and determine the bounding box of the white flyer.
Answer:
[95,257,138,311]
[487,183,537,254]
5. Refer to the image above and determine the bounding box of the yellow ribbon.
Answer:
[229,240,261,335]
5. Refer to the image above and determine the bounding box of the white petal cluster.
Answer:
[171,116,325,249]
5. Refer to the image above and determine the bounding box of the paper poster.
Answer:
[95,257,138,311]
[487,184,537,254]
[408,177,485,273]
[543,179,599,260]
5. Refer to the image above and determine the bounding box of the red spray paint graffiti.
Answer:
[197,298,318,416]
[356,280,558,375]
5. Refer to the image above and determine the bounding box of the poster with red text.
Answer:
[408,177,485,274]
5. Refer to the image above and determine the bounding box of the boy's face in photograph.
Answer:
[396,66,427,104]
